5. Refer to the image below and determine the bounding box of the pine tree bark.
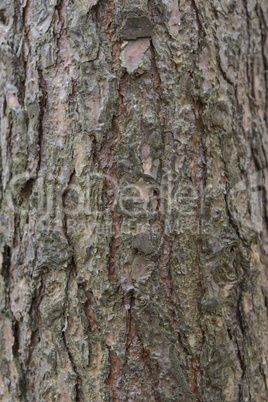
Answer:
[0,0,267,400]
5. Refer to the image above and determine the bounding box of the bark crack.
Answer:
[62,258,81,402]
[224,191,243,243]
[37,68,47,174]
[2,245,27,400]
[61,168,81,399]
[256,5,268,126]
[236,292,247,401]
[62,324,81,401]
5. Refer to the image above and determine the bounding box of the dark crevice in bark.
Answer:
[190,356,202,402]
[260,362,268,394]
[261,287,268,318]
[2,245,27,399]
[125,289,134,355]
[91,135,100,170]
[55,0,64,24]
[12,319,27,401]
[62,258,81,401]
[235,335,245,377]
[2,244,11,312]
[54,0,65,56]
[21,0,30,68]
[210,7,234,87]
[62,168,76,246]
[158,236,195,382]
[248,139,268,236]
[257,6,268,126]
[191,0,207,49]
[191,237,205,400]
[236,292,247,401]
[27,273,46,370]
[5,108,14,189]
[98,76,125,286]
[149,40,164,132]
[37,68,47,174]
[21,0,29,31]
[62,169,76,217]
[13,1,23,99]
[123,289,161,401]
[242,0,254,104]
[106,221,121,286]
[233,332,246,402]
[0,9,8,26]
[91,0,101,15]
[224,186,243,244]
[19,178,35,205]
[81,285,101,345]
[148,1,165,132]
[136,329,161,402]
[227,310,246,390]
[194,261,205,400]
[216,52,234,87]
[250,139,266,172]
[62,325,81,402]
[123,291,135,393]
[193,100,207,191]
[149,60,165,220]
[106,347,123,400]
[227,327,233,342]
[21,6,29,106]
[103,175,121,286]
[261,171,268,235]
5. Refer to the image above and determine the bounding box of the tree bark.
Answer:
[0,0,268,400]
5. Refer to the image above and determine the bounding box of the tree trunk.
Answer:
[0,0,267,400]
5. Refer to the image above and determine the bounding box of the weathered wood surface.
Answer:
[0,0,267,400]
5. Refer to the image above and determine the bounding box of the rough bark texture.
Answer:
[0,0,268,400]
